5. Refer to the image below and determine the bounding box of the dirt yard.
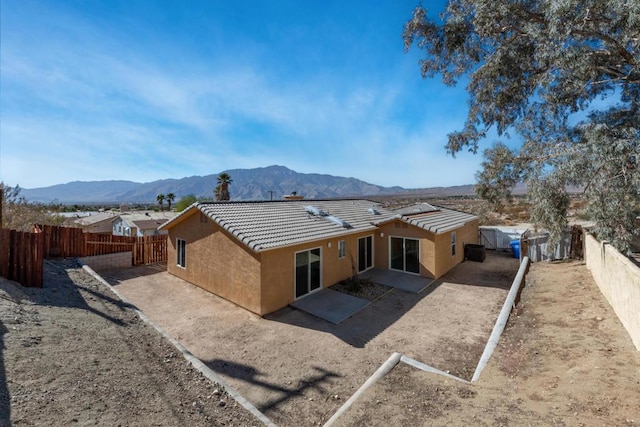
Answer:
[3,255,637,426]
[103,251,518,426]
[337,260,640,426]
[0,259,260,427]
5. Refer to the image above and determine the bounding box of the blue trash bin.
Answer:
[510,240,520,259]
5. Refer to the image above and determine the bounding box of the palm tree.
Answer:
[215,173,232,201]
[166,193,175,211]
[156,193,165,211]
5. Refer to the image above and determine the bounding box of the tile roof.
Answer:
[390,202,439,215]
[400,208,478,234]
[73,212,118,226]
[196,199,394,252]
[160,199,477,252]
[130,218,170,231]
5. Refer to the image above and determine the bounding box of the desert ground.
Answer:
[0,259,260,427]
[103,251,517,426]
[1,253,639,426]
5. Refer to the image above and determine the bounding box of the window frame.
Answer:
[294,246,322,299]
[451,231,457,257]
[357,235,374,273]
[338,240,346,259]
[176,238,187,268]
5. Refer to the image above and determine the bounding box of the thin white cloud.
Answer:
[1,1,486,190]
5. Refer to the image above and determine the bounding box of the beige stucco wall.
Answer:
[376,221,437,277]
[165,211,479,316]
[166,211,263,314]
[433,218,479,278]
[376,218,479,279]
[259,231,375,314]
[585,233,640,351]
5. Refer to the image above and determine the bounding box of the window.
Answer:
[451,232,457,256]
[295,248,321,298]
[338,240,346,258]
[390,237,420,274]
[176,238,186,268]
[358,235,373,272]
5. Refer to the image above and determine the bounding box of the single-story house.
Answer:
[159,199,479,316]
[72,212,118,234]
[112,212,175,237]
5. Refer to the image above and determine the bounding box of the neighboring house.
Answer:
[72,212,118,234]
[112,212,175,237]
[159,199,479,316]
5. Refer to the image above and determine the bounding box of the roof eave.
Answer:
[157,203,200,231]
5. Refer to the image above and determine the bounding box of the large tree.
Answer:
[165,193,175,211]
[215,173,233,201]
[403,0,639,252]
[156,194,165,212]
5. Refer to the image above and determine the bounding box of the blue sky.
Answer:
[1,0,495,190]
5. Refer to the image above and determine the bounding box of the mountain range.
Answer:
[20,165,477,204]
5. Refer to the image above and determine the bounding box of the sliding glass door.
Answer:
[295,248,321,298]
[358,235,373,272]
[389,237,420,274]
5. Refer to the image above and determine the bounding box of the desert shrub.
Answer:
[1,183,65,231]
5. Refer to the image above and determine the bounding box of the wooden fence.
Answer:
[0,228,44,287]
[132,234,168,265]
[33,224,168,265]
[1,225,168,287]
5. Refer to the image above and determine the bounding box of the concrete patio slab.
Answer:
[358,268,434,293]
[290,288,370,324]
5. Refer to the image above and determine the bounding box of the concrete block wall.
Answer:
[585,234,640,351]
[79,252,132,272]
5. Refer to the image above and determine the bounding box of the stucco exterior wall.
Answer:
[166,211,262,314]
[164,210,479,316]
[376,221,437,277]
[433,219,479,278]
[259,231,374,314]
[585,234,640,351]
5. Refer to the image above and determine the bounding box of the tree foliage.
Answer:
[156,193,165,211]
[215,173,233,201]
[0,183,65,231]
[404,0,639,252]
[173,194,197,212]
[165,193,175,211]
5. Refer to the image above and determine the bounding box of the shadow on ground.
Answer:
[35,260,138,325]
[266,251,520,348]
[206,358,340,413]
[0,319,9,427]
[0,259,139,414]
[100,263,167,286]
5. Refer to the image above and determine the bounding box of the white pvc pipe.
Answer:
[471,256,529,382]
[323,352,402,427]
[400,355,470,383]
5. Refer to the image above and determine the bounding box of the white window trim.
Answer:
[357,235,374,273]
[176,238,186,268]
[451,231,457,257]
[388,235,421,276]
[293,247,323,300]
[338,240,346,259]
